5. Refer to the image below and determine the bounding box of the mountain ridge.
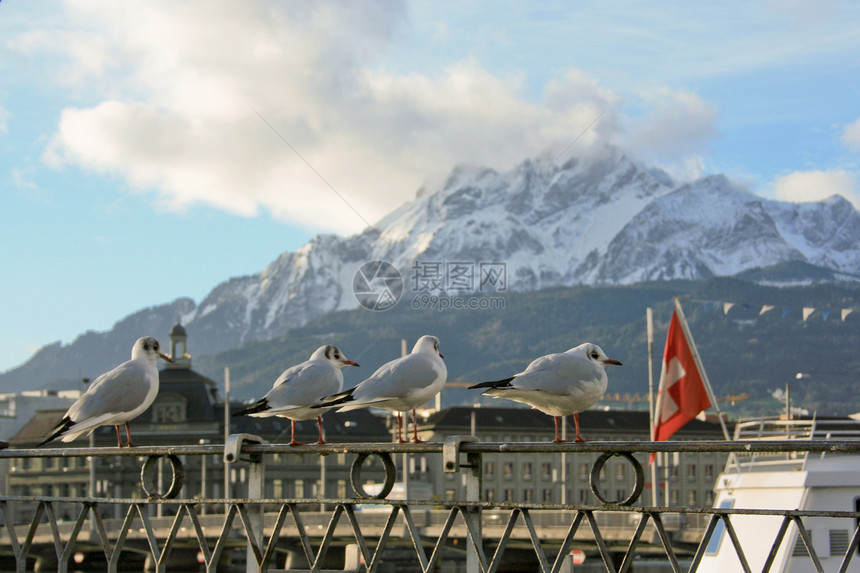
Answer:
[3,145,859,391]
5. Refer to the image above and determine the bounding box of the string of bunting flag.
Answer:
[687,298,857,322]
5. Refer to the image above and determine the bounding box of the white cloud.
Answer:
[842,117,860,153]
[29,1,720,234]
[773,169,859,208]
[624,89,719,180]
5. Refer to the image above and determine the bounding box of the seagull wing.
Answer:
[67,360,153,423]
[349,354,443,406]
[264,361,344,411]
[512,352,602,395]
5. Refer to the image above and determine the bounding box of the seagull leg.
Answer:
[125,422,135,447]
[316,416,326,445]
[411,409,424,443]
[114,425,123,448]
[552,417,567,443]
[573,413,586,443]
[289,420,304,446]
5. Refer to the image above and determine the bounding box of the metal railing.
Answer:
[2,437,860,573]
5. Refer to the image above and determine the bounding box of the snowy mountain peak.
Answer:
[6,149,859,386]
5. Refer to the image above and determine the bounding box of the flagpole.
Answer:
[672,297,731,440]
[647,307,658,505]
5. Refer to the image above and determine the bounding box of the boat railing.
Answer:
[725,416,860,472]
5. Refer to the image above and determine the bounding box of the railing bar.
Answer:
[649,512,681,573]
[286,504,317,571]
[155,503,189,572]
[207,503,238,573]
[43,501,65,562]
[761,515,792,573]
[585,509,618,573]
[617,512,651,573]
[549,511,586,573]
[459,503,490,572]
[791,515,826,572]
[520,508,552,573]
[342,504,373,568]
[182,504,213,567]
[89,502,113,565]
[58,502,92,570]
[837,520,860,573]
[236,503,265,566]
[425,506,460,573]
[107,504,139,573]
[720,514,752,573]
[18,500,45,572]
[261,504,291,567]
[399,504,431,571]
[687,514,720,572]
[486,508,520,573]
[364,504,401,573]
[0,500,22,561]
[312,505,345,570]
[134,503,164,568]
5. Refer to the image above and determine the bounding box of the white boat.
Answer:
[697,416,860,572]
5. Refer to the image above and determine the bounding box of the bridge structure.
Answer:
[2,437,860,573]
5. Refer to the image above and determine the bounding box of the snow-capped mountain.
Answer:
[3,146,859,389]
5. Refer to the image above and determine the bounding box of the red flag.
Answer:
[651,310,712,462]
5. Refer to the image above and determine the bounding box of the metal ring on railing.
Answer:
[350,452,397,499]
[589,451,644,506]
[140,454,185,500]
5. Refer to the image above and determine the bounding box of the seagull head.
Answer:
[132,337,172,363]
[413,335,443,358]
[312,345,359,368]
[579,343,622,368]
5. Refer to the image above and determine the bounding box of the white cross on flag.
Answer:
[652,310,712,460]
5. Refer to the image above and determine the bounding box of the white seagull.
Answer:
[233,345,359,445]
[469,343,622,443]
[316,335,446,443]
[39,337,171,448]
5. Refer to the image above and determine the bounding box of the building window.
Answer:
[485,489,496,501]
[485,461,495,477]
[704,464,714,479]
[523,489,534,502]
[337,480,347,498]
[523,463,533,480]
[503,462,514,480]
[295,480,304,498]
[615,464,625,480]
[541,462,553,480]
[687,490,698,506]
[542,489,553,503]
[153,402,185,423]
[272,479,283,498]
[687,465,697,479]
[578,463,589,480]
[579,489,590,503]
[504,489,514,502]
[445,489,456,501]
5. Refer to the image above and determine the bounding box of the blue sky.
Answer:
[1,0,860,373]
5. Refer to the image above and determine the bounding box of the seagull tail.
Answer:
[312,388,355,409]
[37,417,74,447]
[468,377,515,390]
[233,399,269,417]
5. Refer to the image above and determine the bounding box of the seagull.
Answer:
[232,345,359,445]
[315,335,446,443]
[38,337,171,448]
[469,343,621,443]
